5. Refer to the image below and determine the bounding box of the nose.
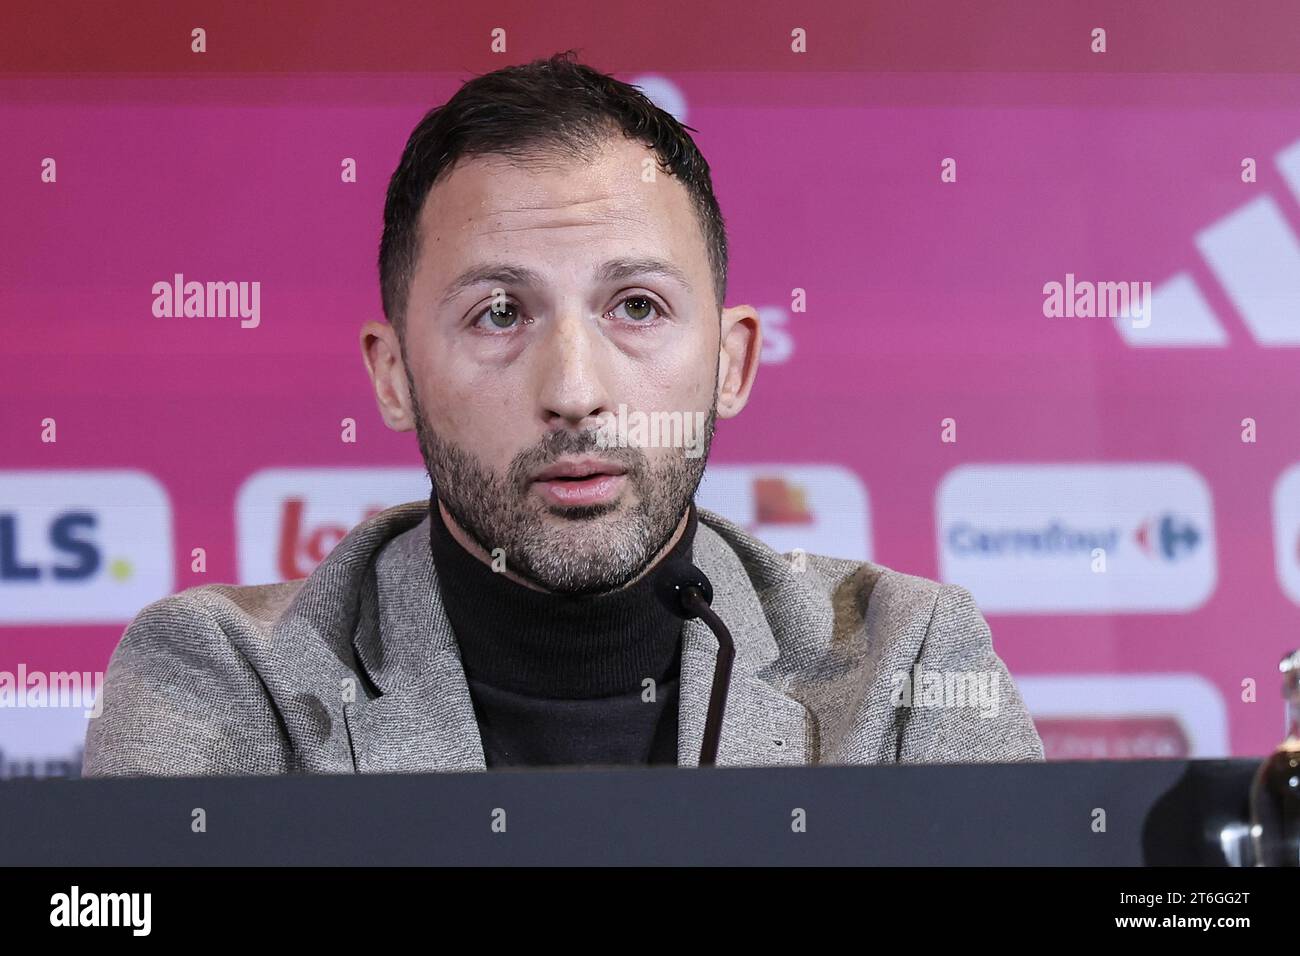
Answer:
[534,308,612,432]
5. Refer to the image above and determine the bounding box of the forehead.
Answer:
[413,136,707,290]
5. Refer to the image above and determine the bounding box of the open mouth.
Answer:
[531,469,627,506]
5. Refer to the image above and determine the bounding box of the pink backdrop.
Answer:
[5,64,1300,772]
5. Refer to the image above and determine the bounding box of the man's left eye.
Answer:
[606,295,663,323]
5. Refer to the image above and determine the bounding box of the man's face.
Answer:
[398,135,723,594]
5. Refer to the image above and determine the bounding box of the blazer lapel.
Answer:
[338,501,812,772]
[345,509,486,773]
[677,520,814,767]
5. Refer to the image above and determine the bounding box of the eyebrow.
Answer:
[439,256,693,306]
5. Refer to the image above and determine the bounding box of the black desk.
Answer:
[0,758,1260,866]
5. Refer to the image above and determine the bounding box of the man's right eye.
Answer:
[472,302,522,331]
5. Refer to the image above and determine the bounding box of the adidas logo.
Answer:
[1117,138,1300,347]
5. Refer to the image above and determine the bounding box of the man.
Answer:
[83,52,1043,776]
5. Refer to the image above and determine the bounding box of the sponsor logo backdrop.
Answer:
[5,69,1300,772]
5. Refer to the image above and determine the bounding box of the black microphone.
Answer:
[656,560,734,767]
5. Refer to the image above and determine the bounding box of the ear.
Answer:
[716,304,762,419]
[359,320,415,431]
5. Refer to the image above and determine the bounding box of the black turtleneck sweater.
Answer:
[427,495,697,769]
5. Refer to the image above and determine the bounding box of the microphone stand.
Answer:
[656,561,735,766]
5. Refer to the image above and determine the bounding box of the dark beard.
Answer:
[406,377,716,595]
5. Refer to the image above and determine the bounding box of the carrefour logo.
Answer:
[937,464,1217,613]
[1134,514,1204,561]
[947,513,1205,564]
[0,472,174,623]
[947,521,1121,557]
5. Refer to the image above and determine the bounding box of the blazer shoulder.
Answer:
[806,552,946,614]
[114,579,307,666]
[110,583,283,660]
[695,505,946,643]
[693,507,1042,763]
[82,584,299,777]
[179,579,305,642]
[897,582,1046,763]
[802,563,1043,765]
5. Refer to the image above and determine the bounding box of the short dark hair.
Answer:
[378,50,729,341]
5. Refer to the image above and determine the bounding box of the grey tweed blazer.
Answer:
[82,500,1044,776]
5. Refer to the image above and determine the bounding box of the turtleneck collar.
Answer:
[427,492,698,700]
